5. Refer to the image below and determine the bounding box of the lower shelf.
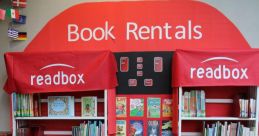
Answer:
[181,117,256,121]
[15,116,105,120]
[44,131,72,135]
[182,132,202,136]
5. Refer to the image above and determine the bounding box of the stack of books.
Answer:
[181,90,206,117]
[238,99,256,118]
[72,121,104,136]
[203,121,255,136]
[12,93,40,117]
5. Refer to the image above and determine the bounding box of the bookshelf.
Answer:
[3,51,118,136]
[172,50,259,136]
[177,87,259,136]
[11,90,108,136]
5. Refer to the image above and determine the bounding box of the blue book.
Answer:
[12,93,17,117]
[48,96,75,117]
[148,120,159,136]
[129,120,143,136]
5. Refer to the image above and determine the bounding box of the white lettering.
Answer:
[190,65,249,80]
[30,71,85,86]
[190,68,196,79]
[68,24,79,42]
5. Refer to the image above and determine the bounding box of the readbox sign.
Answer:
[173,50,259,87]
[4,51,118,94]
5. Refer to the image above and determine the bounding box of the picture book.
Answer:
[147,97,161,118]
[130,98,144,117]
[116,97,127,117]
[162,120,172,136]
[148,120,159,136]
[162,98,172,117]
[48,96,74,117]
[116,120,126,136]
[81,96,97,117]
[129,120,143,136]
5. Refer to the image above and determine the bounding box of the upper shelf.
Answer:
[15,116,105,120]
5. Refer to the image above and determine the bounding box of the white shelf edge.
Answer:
[181,117,256,121]
[206,99,233,103]
[44,131,72,135]
[182,132,202,136]
[40,98,104,103]
[15,116,105,120]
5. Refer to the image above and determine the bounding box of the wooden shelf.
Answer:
[181,117,256,121]
[15,116,105,120]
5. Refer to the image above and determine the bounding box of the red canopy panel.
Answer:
[172,49,259,87]
[4,50,118,94]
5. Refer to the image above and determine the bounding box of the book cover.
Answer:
[129,120,143,136]
[116,120,126,136]
[162,98,172,117]
[116,97,127,117]
[190,91,197,117]
[12,93,17,117]
[130,98,144,117]
[81,96,97,117]
[148,120,159,136]
[48,96,74,117]
[147,97,161,118]
[200,90,206,117]
[162,120,172,136]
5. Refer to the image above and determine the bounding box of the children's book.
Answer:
[162,120,172,136]
[116,97,127,117]
[130,98,144,117]
[81,96,97,117]
[147,97,161,118]
[129,120,143,136]
[162,98,172,117]
[48,96,74,117]
[148,120,159,136]
[116,120,126,136]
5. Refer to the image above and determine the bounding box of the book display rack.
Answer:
[172,50,259,136]
[4,51,118,136]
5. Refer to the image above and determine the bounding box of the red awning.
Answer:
[172,49,259,87]
[4,50,118,94]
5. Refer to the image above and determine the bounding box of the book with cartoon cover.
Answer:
[162,98,172,117]
[116,97,127,117]
[116,120,126,136]
[162,120,172,136]
[130,98,144,117]
[129,120,143,136]
[148,120,159,136]
[81,96,97,117]
[147,97,161,118]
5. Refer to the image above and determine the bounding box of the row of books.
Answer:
[203,121,255,136]
[12,93,41,117]
[72,121,104,136]
[116,120,172,136]
[48,96,97,117]
[116,97,172,118]
[181,90,206,117]
[13,94,99,117]
[17,126,44,136]
[238,99,256,118]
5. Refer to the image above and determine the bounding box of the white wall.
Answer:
[0,0,259,131]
